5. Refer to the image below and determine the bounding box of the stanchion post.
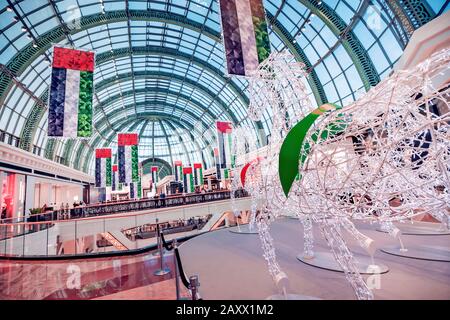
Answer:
[189,275,200,300]
[152,218,160,256]
[153,222,170,276]
[173,239,180,300]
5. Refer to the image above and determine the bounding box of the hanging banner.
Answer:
[174,161,183,182]
[48,46,95,138]
[193,163,203,186]
[183,167,195,193]
[129,179,142,199]
[118,133,139,183]
[216,121,234,170]
[151,166,158,184]
[95,148,112,188]
[129,182,135,199]
[214,147,221,180]
[221,168,230,180]
[112,164,118,191]
[137,179,142,199]
[219,0,271,76]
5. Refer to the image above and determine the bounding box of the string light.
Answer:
[237,48,450,300]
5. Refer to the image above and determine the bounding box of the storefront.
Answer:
[0,170,25,223]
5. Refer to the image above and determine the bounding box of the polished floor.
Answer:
[1,218,449,300]
[0,250,189,300]
[179,218,450,300]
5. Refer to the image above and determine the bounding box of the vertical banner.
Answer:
[183,167,195,193]
[95,148,112,188]
[221,168,230,180]
[151,166,158,184]
[48,46,95,138]
[112,164,118,191]
[216,121,234,170]
[174,161,183,182]
[214,147,221,180]
[219,0,271,76]
[193,163,203,186]
[137,179,142,199]
[129,180,142,199]
[129,182,135,199]
[118,133,139,183]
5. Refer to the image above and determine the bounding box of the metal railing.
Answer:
[0,190,248,225]
[157,225,201,300]
[0,191,250,258]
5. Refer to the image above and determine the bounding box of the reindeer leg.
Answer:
[380,220,407,251]
[341,218,376,263]
[300,215,315,259]
[256,208,289,298]
[319,218,374,300]
[249,198,258,232]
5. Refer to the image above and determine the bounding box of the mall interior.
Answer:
[0,0,449,301]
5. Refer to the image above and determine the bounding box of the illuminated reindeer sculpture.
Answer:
[278,48,450,299]
[241,51,316,298]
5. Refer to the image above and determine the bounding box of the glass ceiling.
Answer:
[0,0,447,176]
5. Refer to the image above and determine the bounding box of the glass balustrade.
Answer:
[0,190,248,258]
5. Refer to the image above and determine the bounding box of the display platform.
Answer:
[381,245,450,262]
[297,251,389,274]
[179,218,450,300]
[229,224,259,234]
[376,221,450,236]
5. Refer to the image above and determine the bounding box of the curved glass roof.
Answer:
[0,0,447,175]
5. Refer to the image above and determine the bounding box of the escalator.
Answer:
[100,232,129,251]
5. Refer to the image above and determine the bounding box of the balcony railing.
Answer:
[0,190,249,258]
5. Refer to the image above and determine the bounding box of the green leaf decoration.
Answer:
[279,103,344,197]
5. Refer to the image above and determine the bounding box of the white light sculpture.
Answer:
[244,51,315,297]
[243,48,450,300]
[284,48,450,299]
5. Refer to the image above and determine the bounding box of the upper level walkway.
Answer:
[0,190,254,258]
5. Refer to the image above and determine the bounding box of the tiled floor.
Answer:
[179,218,450,300]
[0,250,190,300]
[93,278,190,300]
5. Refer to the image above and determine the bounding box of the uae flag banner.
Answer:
[137,179,142,199]
[214,148,221,180]
[193,163,203,186]
[151,166,158,184]
[130,180,142,199]
[118,133,139,183]
[219,0,271,76]
[216,121,234,169]
[174,161,183,182]
[48,46,95,138]
[183,167,195,193]
[129,182,135,199]
[95,148,112,188]
[112,164,118,191]
[221,168,231,180]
